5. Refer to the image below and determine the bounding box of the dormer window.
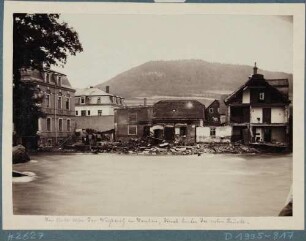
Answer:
[80,96,85,104]
[57,76,62,86]
[259,92,265,101]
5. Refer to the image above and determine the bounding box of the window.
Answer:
[65,98,70,110]
[98,110,102,116]
[43,72,47,82]
[128,113,137,123]
[97,97,101,104]
[47,118,51,131]
[180,127,187,136]
[259,92,265,101]
[58,119,63,132]
[38,118,42,131]
[58,96,62,109]
[45,73,51,83]
[128,125,137,135]
[67,119,71,132]
[45,94,50,108]
[210,127,216,137]
[47,139,52,146]
[209,108,214,113]
[81,110,86,116]
[80,96,85,104]
[76,111,78,116]
[87,110,91,116]
[57,76,62,86]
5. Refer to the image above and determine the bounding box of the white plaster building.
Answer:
[75,86,124,117]
[74,86,125,131]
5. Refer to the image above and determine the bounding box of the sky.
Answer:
[53,14,293,89]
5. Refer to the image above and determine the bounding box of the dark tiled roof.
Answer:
[153,100,205,120]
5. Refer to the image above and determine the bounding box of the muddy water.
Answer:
[13,153,292,216]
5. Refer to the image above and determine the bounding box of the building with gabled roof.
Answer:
[224,63,291,146]
[151,99,205,144]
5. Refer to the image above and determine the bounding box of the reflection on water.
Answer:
[13,153,292,216]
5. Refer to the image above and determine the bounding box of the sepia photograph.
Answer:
[3,2,305,231]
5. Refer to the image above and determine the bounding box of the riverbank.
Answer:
[30,141,290,156]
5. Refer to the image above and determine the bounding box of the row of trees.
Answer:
[13,14,83,145]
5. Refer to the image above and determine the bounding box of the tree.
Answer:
[13,14,83,146]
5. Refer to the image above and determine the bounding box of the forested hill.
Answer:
[96,60,293,98]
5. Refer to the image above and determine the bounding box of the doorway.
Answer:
[164,127,175,141]
[263,108,271,124]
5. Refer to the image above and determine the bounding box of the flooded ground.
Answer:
[13,153,292,217]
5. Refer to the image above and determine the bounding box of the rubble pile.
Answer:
[89,139,260,155]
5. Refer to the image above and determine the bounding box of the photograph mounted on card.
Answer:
[3,1,305,230]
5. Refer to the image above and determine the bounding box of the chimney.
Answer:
[89,86,93,88]
[144,98,147,106]
[106,86,110,93]
[253,62,258,75]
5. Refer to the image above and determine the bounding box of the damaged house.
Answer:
[152,100,205,145]
[196,99,231,143]
[114,105,153,142]
[224,63,291,146]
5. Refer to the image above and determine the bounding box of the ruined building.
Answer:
[224,63,291,146]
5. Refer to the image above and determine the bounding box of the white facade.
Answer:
[75,87,124,117]
[75,105,115,116]
[271,107,287,123]
[250,107,263,123]
[242,89,250,104]
[250,107,287,124]
[196,126,232,143]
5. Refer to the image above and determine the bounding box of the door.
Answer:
[263,108,271,124]
[264,128,272,142]
[164,127,175,141]
[242,107,250,123]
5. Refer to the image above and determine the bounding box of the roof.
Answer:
[153,100,205,120]
[266,79,289,97]
[224,74,290,104]
[75,87,112,97]
[20,68,73,89]
[124,96,216,107]
[75,87,124,98]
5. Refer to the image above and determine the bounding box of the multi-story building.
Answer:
[224,64,291,146]
[74,86,124,132]
[20,68,76,147]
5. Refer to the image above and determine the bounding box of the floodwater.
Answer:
[13,153,292,217]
